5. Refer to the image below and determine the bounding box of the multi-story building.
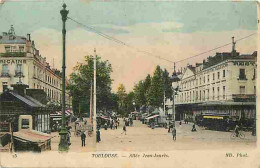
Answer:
[0,25,71,108]
[174,45,256,129]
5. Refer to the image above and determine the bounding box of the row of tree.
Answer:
[131,65,173,113]
[67,55,173,117]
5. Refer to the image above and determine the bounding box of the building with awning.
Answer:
[173,49,256,131]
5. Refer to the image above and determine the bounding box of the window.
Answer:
[213,73,215,81]
[223,86,226,99]
[207,75,209,82]
[223,70,226,78]
[203,77,205,84]
[15,64,23,76]
[212,87,215,100]
[239,69,247,80]
[199,90,201,101]
[217,72,220,79]
[203,90,205,101]
[240,86,245,94]
[1,64,9,77]
[217,87,219,100]
[254,86,256,94]
[5,46,10,52]
[2,82,8,91]
[19,46,24,52]
[207,89,210,100]
[253,69,256,80]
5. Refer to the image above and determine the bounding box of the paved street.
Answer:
[50,119,256,152]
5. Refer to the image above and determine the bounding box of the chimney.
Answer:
[32,40,35,47]
[27,34,31,41]
[11,83,29,97]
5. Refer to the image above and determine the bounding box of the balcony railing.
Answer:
[14,71,24,77]
[0,52,26,57]
[0,73,10,77]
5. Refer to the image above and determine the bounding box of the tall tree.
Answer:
[162,69,173,100]
[148,66,164,108]
[117,83,127,116]
[67,55,113,117]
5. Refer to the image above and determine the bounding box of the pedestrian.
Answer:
[114,121,117,129]
[110,120,113,130]
[117,118,120,126]
[168,124,172,133]
[172,127,176,141]
[67,129,71,146]
[121,124,126,135]
[191,124,197,132]
[104,122,108,130]
[179,121,182,125]
[96,129,101,143]
[81,131,86,147]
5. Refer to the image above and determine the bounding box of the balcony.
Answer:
[14,71,24,77]
[232,94,256,102]
[0,73,10,78]
[0,52,26,57]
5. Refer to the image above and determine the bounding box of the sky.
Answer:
[0,0,258,92]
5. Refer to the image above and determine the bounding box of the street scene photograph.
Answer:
[0,0,258,159]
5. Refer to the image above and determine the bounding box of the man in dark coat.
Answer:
[172,127,176,141]
[96,129,101,143]
[81,132,86,147]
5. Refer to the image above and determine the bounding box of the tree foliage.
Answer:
[67,56,115,116]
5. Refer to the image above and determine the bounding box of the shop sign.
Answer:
[232,61,255,66]
[0,59,26,64]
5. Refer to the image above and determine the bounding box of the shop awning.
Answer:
[146,114,160,120]
[203,116,223,119]
[98,116,110,120]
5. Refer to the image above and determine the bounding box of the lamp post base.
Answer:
[58,128,69,152]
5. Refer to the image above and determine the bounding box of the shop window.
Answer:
[21,119,30,129]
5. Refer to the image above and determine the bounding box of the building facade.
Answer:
[0,26,71,108]
[174,49,256,130]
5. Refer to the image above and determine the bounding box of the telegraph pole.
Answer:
[59,3,69,152]
[93,49,97,142]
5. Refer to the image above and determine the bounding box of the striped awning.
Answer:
[146,114,160,120]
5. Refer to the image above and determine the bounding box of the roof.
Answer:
[13,129,53,143]
[8,91,46,108]
[0,35,27,44]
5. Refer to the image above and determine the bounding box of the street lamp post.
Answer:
[171,63,179,128]
[59,3,69,152]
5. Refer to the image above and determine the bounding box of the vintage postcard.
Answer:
[0,0,259,167]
